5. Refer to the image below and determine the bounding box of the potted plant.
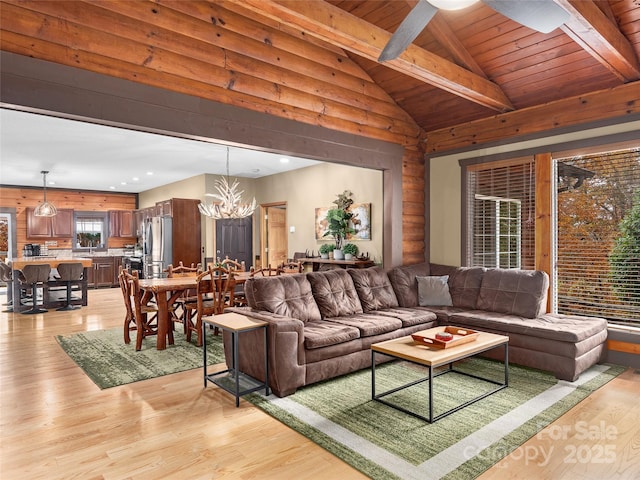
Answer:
[318,243,335,259]
[342,243,358,260]
[323,190,356,260]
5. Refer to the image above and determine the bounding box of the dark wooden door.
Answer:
[215,217,253,269]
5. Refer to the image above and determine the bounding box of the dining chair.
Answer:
[221,257,246,272]
[120,269,159,351]
[184,266,237,346]
[278,260,303,274]
[166,261,202,333]
[119,266,136,345]
[221,257,247,304]
[15,264,51,314]
[249,264,281,277]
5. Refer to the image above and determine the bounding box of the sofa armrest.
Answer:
[224,307,307,397]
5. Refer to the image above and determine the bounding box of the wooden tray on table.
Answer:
[411,326,479,349]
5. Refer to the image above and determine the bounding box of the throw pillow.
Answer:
[417,275,453,306]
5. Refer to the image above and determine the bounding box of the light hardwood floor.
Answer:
[1,288,639,480]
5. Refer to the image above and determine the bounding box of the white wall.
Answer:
[255,163,383,263]
[139,163,384,264]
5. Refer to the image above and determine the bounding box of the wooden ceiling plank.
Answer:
[231,0,514,112]
[557,0,640,82]
[427,14,488,79]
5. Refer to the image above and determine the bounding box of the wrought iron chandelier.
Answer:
[198,147,257,219]
[33,170,57,217]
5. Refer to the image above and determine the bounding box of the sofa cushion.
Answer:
[307,269,363,318]
[417,275,453,306]
[430,264,486,309]
[243,275,321,323]
[370,307,438,328]
[388,262,430,307]
[304,319,360,349]
[476,269,549,318]
[326,313,402,337]
[449,310,606,343]
[348,266,399,312]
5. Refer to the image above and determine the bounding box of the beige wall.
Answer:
[138,163,383,265]
[255,163,383,263]
[429,120,640,266]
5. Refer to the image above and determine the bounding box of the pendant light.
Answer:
[33,170,57,217]
[198,147,257,219]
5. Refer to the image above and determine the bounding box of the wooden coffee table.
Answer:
[371,327,509,423]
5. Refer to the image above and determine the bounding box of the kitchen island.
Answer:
[9,257,92,313]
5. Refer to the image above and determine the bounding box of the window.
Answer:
[465,159,535,270]
[554,147,640,326]
[473,195,521,268]
[73,211,108,251]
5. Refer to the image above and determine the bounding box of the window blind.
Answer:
[555,147,640,325]
[466,158,536,270]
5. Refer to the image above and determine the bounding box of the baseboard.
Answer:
[605,325,640,369]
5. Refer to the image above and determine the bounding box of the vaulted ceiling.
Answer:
[1,0,639,151]
[329,0,640,130]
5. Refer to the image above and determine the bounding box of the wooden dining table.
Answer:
[138,271,251,350]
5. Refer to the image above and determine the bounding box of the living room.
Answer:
[1,1,640,479]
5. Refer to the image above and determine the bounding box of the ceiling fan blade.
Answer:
[483,0,570,34]
[378,0,438,62]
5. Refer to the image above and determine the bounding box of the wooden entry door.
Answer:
[215,217,253,268]
[261,204,287,268]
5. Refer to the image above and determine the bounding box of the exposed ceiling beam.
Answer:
[401,0,488,79]
[426,13,488,79]
[229,0,514,112]
[557,0,640,82]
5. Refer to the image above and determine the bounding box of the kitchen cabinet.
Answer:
[26,208,73,238]
[109,210,135,237]
[86,257,117,288]
[169,198,202,268]
[134,206,157,236]
[156,200,173,217]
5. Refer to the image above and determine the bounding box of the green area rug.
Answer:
[56,327,225,389]
[248,359,624,480]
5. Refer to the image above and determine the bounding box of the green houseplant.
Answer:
[342,243,358,260]
[318,243,335,259]
[323,190,356,260]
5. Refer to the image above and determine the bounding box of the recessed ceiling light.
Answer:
[146,171,153,175]
[121,181,127,185]
[109,186,116,190]
[280,157,290,163]
[48,181,55,185]
[132,177,139,182]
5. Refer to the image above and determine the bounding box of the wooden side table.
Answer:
[202,312,269,406]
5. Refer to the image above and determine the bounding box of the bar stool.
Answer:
[16,264,51,314]
[55,263,84,311]
[0,262,13,312]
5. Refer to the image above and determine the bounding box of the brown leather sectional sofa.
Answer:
[225,263,608,397]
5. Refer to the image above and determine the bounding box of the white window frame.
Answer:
[472,194,522,269]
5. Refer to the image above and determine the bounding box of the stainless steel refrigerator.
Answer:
[142,216,173,278]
